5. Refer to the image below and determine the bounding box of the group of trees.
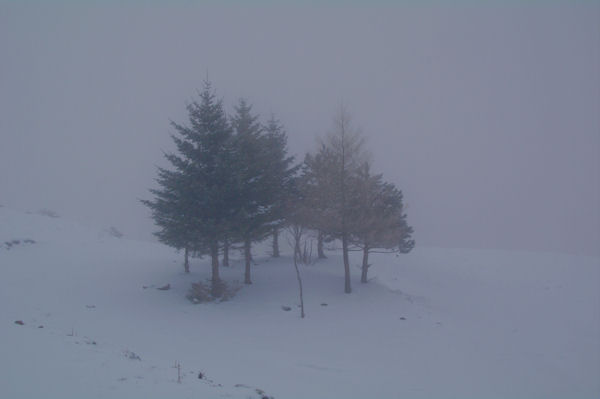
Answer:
[142,81,296,296]
[143,82,413,298]
[289,105,414,293]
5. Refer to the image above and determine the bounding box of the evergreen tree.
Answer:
[263,115,297,259]
[229,99,265,284]
[229,100,297,284]
[350,163,415,283]
[141,167,196,273]
[302,145,340,258]
[143,81,234,296]
[283,170,313,263]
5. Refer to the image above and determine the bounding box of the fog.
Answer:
[1,3,598,256]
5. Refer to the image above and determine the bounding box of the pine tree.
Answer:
[350,163,415,283]
[229,101,297,284]
[283,171,313,263]
[141,167,196,273]
[263,115,297,259]
[301,145,340,258]
[229,99,265,284]
[143,81,234,296]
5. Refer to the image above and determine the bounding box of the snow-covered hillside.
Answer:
[1,206,598,398]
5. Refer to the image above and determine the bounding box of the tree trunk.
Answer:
[302,240,308,264]
[361,245,369,283]
[222,239,229,267]
[244,237,252,284]
[210,242,221,297]
[272,228,280,258]
[342,233,351,293]
[184,247,190,273]
[293,252,305,318]
[317,230,326,259]
[294,232,301,262]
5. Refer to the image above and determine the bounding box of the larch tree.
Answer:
[315,104,368,293]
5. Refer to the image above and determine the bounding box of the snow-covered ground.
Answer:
[1,206,599,398]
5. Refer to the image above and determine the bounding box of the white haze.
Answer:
[0,2,598,256]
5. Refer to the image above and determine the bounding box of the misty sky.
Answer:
[1,2,598,256]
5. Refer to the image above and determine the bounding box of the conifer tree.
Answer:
[302,145,340,258]
[141,167,196,273]
[143,81,234,296]
[350,163,415,283]
[229,101,297,284]
[229,99,265,284]
[263,115,297,259]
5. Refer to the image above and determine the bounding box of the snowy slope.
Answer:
[1,206,599,398]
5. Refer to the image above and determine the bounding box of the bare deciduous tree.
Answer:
[286,223,308,318]
[319,104,369,293]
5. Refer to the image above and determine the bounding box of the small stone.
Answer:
[157,284,171,291]
[399,317,406,320]
[14,320,24,325]
[281,306,292,311]
[124,350,141,361]
[38,325,44,328]
[320,303,328,306]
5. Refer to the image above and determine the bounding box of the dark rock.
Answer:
[157,284,171,291]
[255,388,271,399]
[320,303,328,306]
[14,320,24,325]
[38,325,44,328]
[198,372,204,379]
[124,350,141,361]
[399,317,406,320]
[281,306,292,311]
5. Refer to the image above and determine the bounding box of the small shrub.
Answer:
[186,280,240,304]
[38,208,59,218]
[108,226,123,238]
[123,350,141,361]
[4,238,36,250]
